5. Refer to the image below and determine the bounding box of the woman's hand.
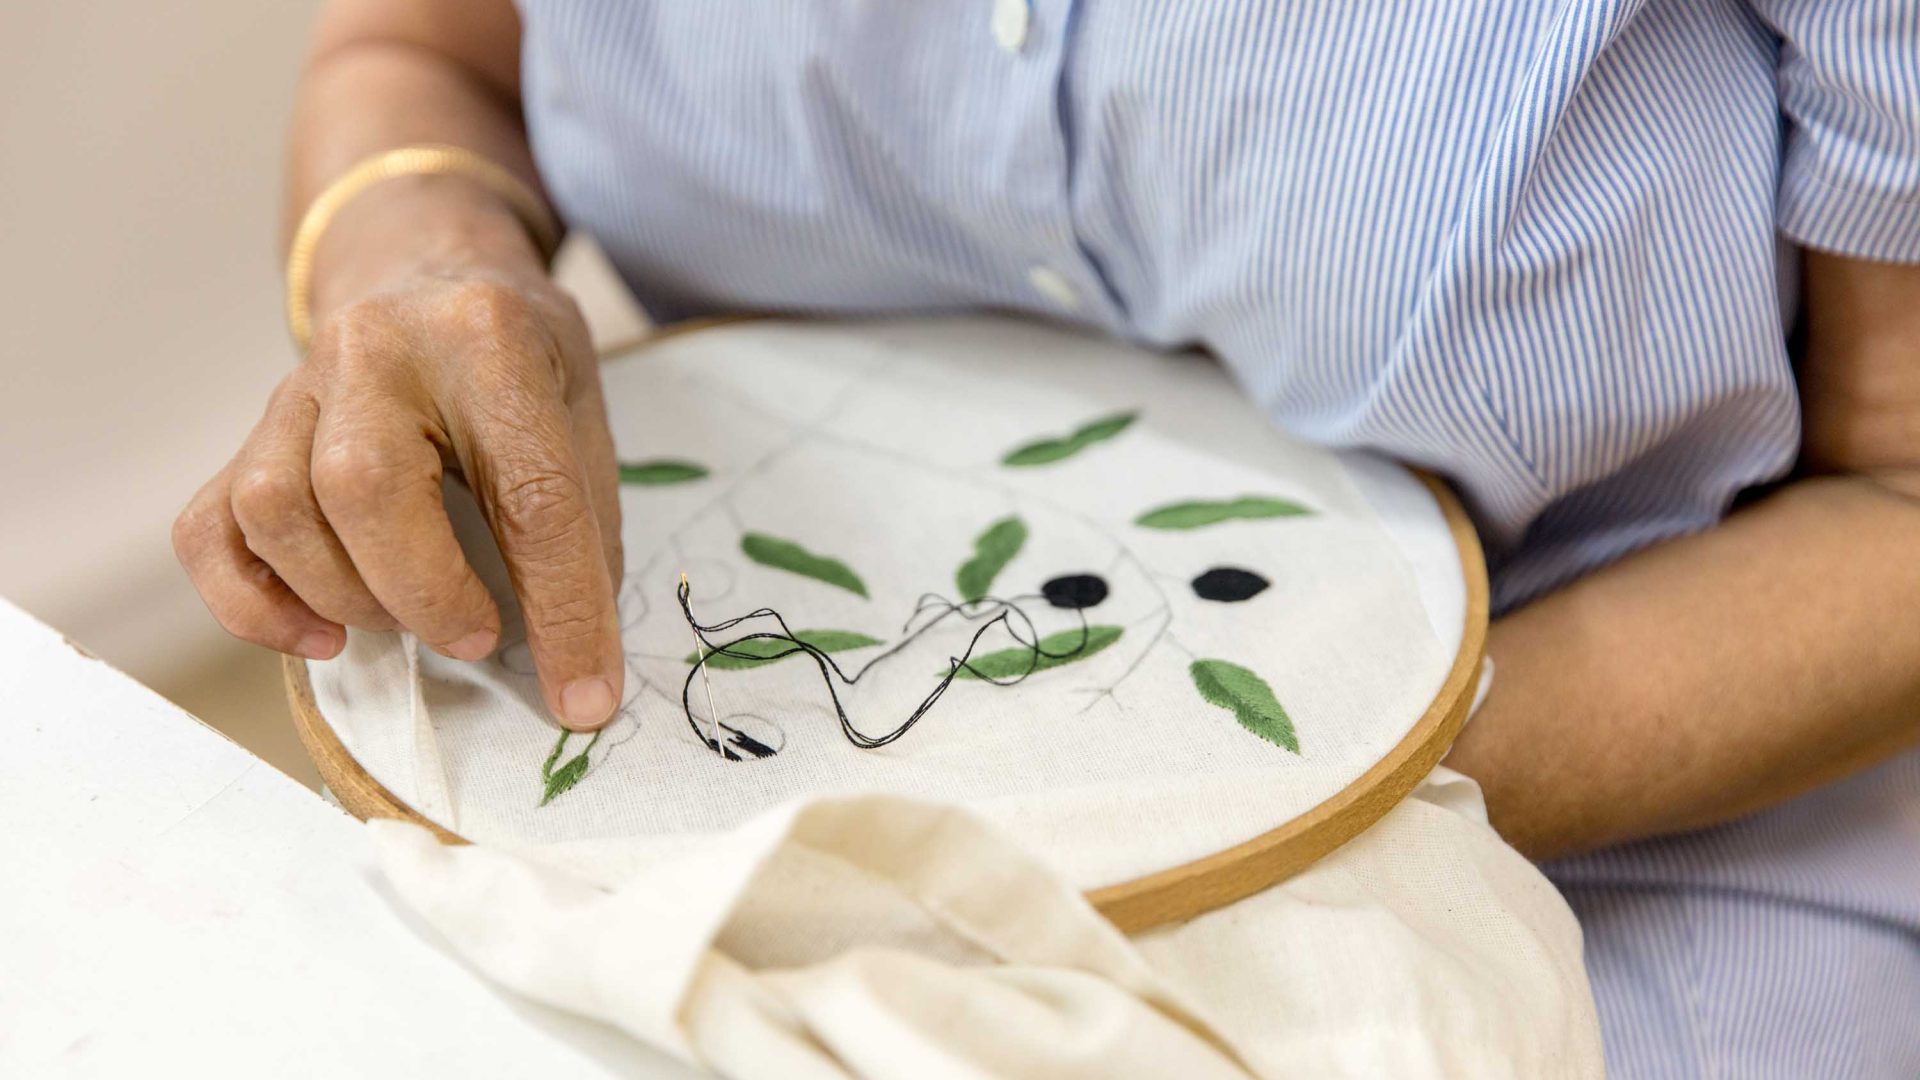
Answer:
[174,180,626,732]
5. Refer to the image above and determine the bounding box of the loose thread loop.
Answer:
[676,579,1091,756]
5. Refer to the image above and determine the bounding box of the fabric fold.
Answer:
[368,769,1603,1079]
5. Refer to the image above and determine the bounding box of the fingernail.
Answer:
[445,629,498,661]
[297,630,342,660]
[560,677,616,730]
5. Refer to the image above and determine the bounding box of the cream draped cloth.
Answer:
[369,762,1603,1079]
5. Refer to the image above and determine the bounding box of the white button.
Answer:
[1027,265,1080,310]
[991,0,1029,53]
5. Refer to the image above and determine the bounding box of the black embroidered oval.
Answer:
[1191,567,1270,603]
[1041,573,1109,610]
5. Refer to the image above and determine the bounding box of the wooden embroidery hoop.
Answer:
[284,324,1490,934]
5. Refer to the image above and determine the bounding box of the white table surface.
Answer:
[0,598,702,1079]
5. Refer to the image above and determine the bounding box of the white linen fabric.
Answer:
[310,317,1462,890]
[370,765,1602,1078]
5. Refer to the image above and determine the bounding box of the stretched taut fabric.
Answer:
[310,318,1466,884]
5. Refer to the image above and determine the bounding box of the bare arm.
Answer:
[286,0,543,309]
[175,0,627,731]
[1448,252,1920,859]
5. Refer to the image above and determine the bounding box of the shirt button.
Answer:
[1027,265,1080,310]
[991,0,1029,53]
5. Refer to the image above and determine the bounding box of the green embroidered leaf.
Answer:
[541,753,591,806]
[1190,659,1298,753]
[952,625,1123,680]
[955,516,1028,602]
[1134,496,1313,530]
[1071,412,1137,444]
[1001,411,1139,467]
[539,729,568,780]
[687,629,883,670]
[618,459,709,485]
[1001,440,1076,467]
[740,532,869,597]
[539,729,603,806]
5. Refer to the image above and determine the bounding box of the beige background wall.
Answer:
[0,1,643,784]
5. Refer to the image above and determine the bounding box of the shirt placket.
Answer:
[980,0,1125,331]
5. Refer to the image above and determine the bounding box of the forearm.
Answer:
[1447,470,1920,860]
[286,0,548,323]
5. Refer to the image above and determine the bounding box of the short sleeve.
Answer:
[1750,1,1920,262]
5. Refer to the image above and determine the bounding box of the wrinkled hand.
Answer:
[175,275,625,730]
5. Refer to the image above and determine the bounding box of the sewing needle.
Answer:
[682,572,724,758]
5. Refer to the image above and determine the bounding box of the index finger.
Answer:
[465,401,625,732]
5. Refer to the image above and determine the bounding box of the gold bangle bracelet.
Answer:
[283,145,563,349]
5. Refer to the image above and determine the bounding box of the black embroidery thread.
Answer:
[676,579,1093,754]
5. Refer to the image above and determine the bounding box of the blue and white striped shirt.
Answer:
[513,1,1920,1072]
[517,0,1918,613]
